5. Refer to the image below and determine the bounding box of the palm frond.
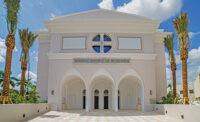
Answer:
[19,28,37,61]
[164,34,176,62]
[5,0,20,34]
[172,12,190,49]
[0,70,19,88]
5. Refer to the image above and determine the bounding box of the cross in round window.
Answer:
[92,34,112,53]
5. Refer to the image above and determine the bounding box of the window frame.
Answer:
[117,37,142,50]
[92,34,112,53]
[189,89,194,94]
[62,36,87,50]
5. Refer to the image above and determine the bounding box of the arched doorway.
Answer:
[61,76,86,110]
[103,89,109,109]
[118,75,143,111]
[82,89,86,109]
[90,76,114,110]
[118,90,120,109]
[94,89,99,109]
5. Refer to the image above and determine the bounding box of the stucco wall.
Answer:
[48,33,155,54]
[194,75,200,98]
[153,104,200,122]
[36,9,169,113]
[37,43,50,102]
[47,59,156,111]
[154,43,167,101]
[0,104,50,122]
[65,79,85,109]
[37,32,162,112]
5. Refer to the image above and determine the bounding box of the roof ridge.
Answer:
[50,9,153,21]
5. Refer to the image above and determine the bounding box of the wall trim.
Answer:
[48,53,157,60]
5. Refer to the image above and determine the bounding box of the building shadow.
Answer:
[59,109,164,117]
[40,115,60,118]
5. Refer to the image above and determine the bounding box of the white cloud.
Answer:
[39,1,43,6]
[166,46,200,85]
[189,32,200,39]
[14,46,18,52]
[117,0,182,21]
[166,66,182,85]
[98,0,182,21]
[165,51,181,66]
[50,9,62,19]
[17,71,37,81]
[187,66,200,83]
[165,52,170,65]
[166,67,172,85]
[35,56,38,62]
[30,50,38,62]
[0,38,6,62]
[50,13,56,18]
[0,37,18,63]
[188,46,200,65]
[0,56,5,63]
[98,0,114,10]
[30,50,36,56]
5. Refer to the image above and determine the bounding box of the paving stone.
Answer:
[28,110,181,122]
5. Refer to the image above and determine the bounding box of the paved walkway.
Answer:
[28,110,181,122]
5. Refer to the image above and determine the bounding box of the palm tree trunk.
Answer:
[181,48,189,104]
[20,59,27,100]
[182,59,189,104]
[0,34,15,104]
[2,48,13,97]
[171,62,176,97]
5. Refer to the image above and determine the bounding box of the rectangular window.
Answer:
[63,37,86,49]
[180,91,183,94]
[118,38,141,50]
[189,90,194,94]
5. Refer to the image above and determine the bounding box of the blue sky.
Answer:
[0,0,200,85]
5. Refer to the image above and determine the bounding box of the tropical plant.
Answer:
[18,28,37,101]
[16,79,39,103]
[0,0,20,104]
[0,80,40,104]
[158,84,181,104]
[25,81,40,103]
[164,34,177,97]
[173,12,190,104]
[0,70,20,88]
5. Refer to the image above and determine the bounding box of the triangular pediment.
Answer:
[51,9,152,21]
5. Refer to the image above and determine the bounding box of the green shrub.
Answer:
[158,84,181,104]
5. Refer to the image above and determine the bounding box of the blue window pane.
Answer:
[104,35,111,41]
[93,35,100,41]
[93,46,100,53]
[104,46,111,53]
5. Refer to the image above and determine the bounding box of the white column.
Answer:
[100,91,103,109]
[114,86,118,112]
[86,87,90,112]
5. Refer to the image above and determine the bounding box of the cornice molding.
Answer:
[48,53,157,60]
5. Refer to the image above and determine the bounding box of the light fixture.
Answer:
[51,90,54,95]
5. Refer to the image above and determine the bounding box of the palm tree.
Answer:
[19,29,37,100]
[173,12,190,104]
[164,34,177,97]
[0,70,20,88]
[0,0,20,104]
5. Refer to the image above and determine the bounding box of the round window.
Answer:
[92,34,112,53]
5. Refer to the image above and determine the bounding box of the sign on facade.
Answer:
[73,58,130,64]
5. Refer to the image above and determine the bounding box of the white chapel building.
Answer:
[36,9,170,112]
